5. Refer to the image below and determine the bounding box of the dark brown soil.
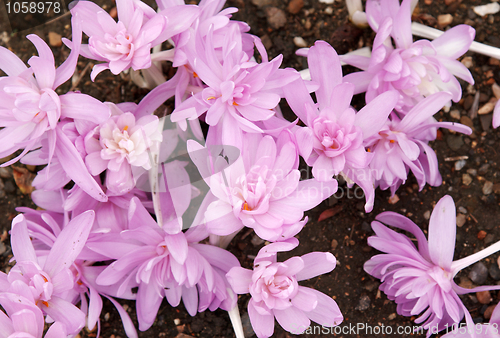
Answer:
[1,0,500,337]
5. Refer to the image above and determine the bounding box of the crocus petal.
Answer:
[428,195,456,271]
[43,210,95,277]
[355,90,399,138]
[432,25,475,60]
[0,46,28,76]
[274,306,310,335]
[303,287,343,327]
[248,299,275,338]
[10,215,37,264]
[226,267,252,294]
[136,281,163,331]
[295,252,336,281]
[42,296,85,334]
[60,93,110,123]
[308,40,342,109]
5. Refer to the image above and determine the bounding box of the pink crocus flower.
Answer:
[0,16,109,173]
[364,92,472,195]
[284,40,398,212]
[188,131,338,241]
[364,195,500,337]
[0,292,67,338]
[342,0,475,112]
[71,0,199,79]
[84,102,162,195]
[0,211,95,335]
[227,238,343,337]
[89,198,239,331]
[170,24,299,149]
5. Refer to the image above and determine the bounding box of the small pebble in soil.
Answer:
[293,36,307,47]
[484,304,496,319]
[437,14,453,27]
[484,234,495,245]
[447,135,464,151]
[469,262,489,284]
[355,295,370,311]
[0,167,11,179]
[456,214,466,227]
[331,239,338,250]
[462,174,473,186]
[265,7,287,29]
[423,210,431,220]
[324,7,333,15]
[479,163,490,175]
[461,56,473,68]
[480,114,493,131]
[467,168,478,176]
[477,230,487,241]
[251,234,265,246]
[48,32,62,47]
[478,102,496,115]
[489,263,500,280]
[4,180,15,194]
[104,312,110,321]
[455,160,467,171]
[483,181,494,195]
[450,109,461,119]
[458,206,468,214]
[388,194,399,204]
[476,290,492,305]
[288,0,303,14]
[174,318,181,325]
[473,2,500,16]
[388,313,397,320]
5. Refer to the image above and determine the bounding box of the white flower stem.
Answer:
[411,22,500,60]
[227,290,245,338]
[452,239,500,275]
[148,117,166,228]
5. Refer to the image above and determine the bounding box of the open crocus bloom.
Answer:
[284,40,398,211]
[0,211,95,335]
[364,91,472,194]
[364,195,500,337]
[188,131,337,241]
[70,0,199,80]
[84,103,162,194]
[342,0,475,112]
[227,238,343,338]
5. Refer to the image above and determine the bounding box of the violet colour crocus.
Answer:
[84,102,163,195]
[70,0,199,80]
[170,23,299,149]
[364,195,500,337]
[342,0,475,112]
[226,238,343,338]
[89,198,240,331]
[364,92,472,194]
[283,40,398,212]
[188,131,338,241]
[0,211,95,335]
[0,292,67,338]
[0,16,108,171]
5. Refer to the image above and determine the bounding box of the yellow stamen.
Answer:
[390,140,395,144]
[42,275,48,283]
[123,125,129,131]
[206,96,216,101]
[367,148,371,153]
[242,202,251,211]
[233,102,239,106]
[193,72,198,78]
[41,301,49,307]
[77,280,83,285]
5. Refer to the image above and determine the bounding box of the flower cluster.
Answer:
[0,0,495,336]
